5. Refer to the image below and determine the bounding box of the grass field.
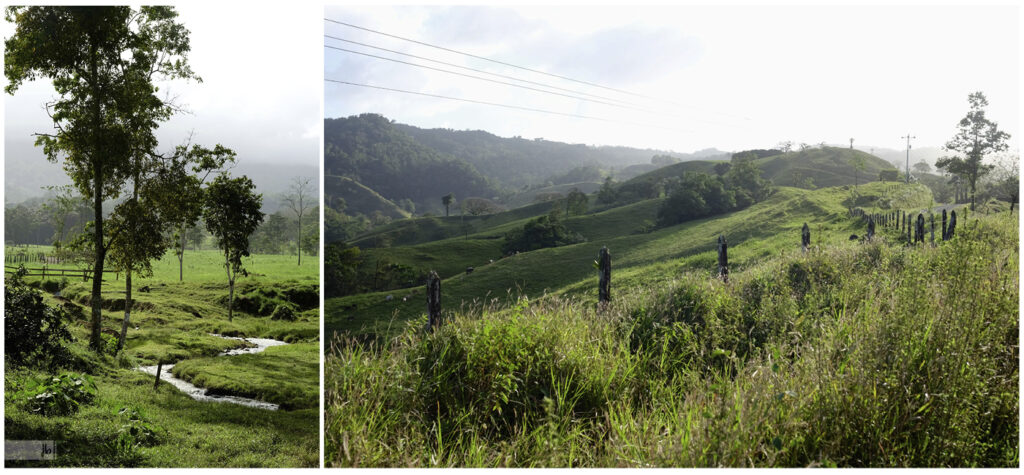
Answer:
[326,182,935,341]
[324,180,1017,467]
[5,248,320,467]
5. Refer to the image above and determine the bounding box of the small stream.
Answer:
[136,334,288,410]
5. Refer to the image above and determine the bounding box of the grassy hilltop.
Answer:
[324,179,1018,467]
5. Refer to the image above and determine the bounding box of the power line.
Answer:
[324,34,642,109]
[324,18,752,123]
[325,38,743,127]
[324,44,653,113]
[325,17,664,102]
[324,78,690,133]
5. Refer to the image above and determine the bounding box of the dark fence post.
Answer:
[598,246,611,307]
[427,271,441,331]
[801,223,810,252]
[930,213,935,244]
[947,210,957,240]
[916,214,925,244]
[867,216,875,240]
[154,361,163,390]
[717,235,729,283]
[942,209,948,240]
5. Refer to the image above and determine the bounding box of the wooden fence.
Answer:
[419,207,965,330]
[4,265,123,281]
[849,207,957,243]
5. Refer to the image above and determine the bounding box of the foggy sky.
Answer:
[3,4,322,200]
[324,4,1020,155]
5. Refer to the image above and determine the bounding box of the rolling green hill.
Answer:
[324,114,500,215]
[502,181,603,209]
[326,181,936,341]
[325,177,1014,467]
[326,198,1015,467]
[623,147,894,190]
[325,175,410,220]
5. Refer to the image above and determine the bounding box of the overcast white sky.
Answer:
[325,4,1020,154]
[4,3,322,169]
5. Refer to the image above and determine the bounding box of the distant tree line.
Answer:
[656,157,773,227]
[502,208,585,255]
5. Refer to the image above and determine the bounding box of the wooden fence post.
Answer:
[427,271,442,331]
[598,247,611,307]
[916,214,925,244]
[930,213,935,244]
[867,216,875,240]
[942,209,948,240]
[801,223,810,252]
[947,210,957,240]
[717,235,728,283]
[154,361,163,390]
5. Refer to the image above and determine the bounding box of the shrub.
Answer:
[4,267,74,369]
[17,372,97,416]
[270,304,297,321]
[115,406,163,446]
[502,211,585,254]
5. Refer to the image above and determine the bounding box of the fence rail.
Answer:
[4,265,123,281]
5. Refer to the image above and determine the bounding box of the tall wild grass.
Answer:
[325,213,1018,467]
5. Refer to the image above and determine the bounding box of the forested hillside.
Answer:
[323,114,728,217]
[324,114,500,215]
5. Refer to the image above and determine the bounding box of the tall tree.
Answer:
[42,185,88,249]
[5,6,198,351]
[283,176,314,266]
[167,144,236,281]
[936,92,1011,210]
[849,153,867,190]
[203,174,264,322]
[442,192,455,217]
[108,143,228,353]
[565,188,589,216]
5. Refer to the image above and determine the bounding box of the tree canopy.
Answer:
[203,174,264,321]
[936,92,1011,209]
[5,6,198,351]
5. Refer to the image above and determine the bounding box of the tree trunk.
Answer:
[178,224,186,281]
[88,38,105,353]
[297,212,302,266]
[118,270,131,354]
[225,249,234,321]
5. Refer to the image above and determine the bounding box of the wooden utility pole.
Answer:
[901,134,916,183]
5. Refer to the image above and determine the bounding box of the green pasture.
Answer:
[326,182,936,341]
[324,183,1017,467]
[5,247,320,467]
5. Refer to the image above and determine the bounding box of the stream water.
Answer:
[136,334,288,410]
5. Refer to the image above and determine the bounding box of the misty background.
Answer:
[325,5,1019,160]
[4,4,322,208]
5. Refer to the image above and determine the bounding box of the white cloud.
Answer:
[324,4,1019,153]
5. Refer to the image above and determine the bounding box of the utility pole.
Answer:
[900,134,915,183]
